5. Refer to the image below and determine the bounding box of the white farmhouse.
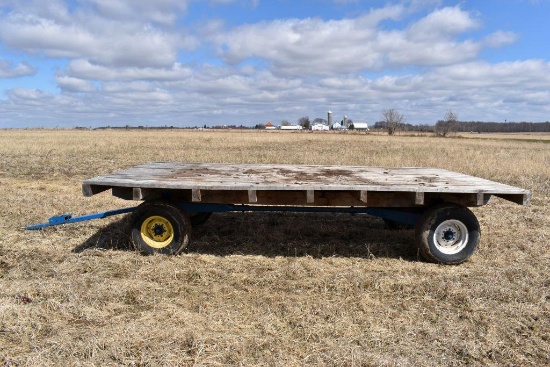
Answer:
[311,123,330,131]
[280,125,304,130]
[352,122,370,131]
[331,122,346,130]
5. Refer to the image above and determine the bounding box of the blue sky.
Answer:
[0,0,549,128]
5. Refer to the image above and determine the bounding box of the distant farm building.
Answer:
[311,123,330,131]
[352,122,370,131]
[265,122,276,130]
[331,122,346,130]
[280,125,303,130]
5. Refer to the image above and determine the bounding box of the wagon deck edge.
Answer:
[82,163,531,207]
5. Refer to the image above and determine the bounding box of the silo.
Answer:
[328,111,332,127]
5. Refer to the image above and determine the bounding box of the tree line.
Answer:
[372,109,550,135]
[269,109,550,135]
[433,120,550,134]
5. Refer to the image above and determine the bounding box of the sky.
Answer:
[0,0,549,128]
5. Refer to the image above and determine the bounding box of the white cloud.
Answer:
[3,59,549,127]
[429,60,550,89]
[0,1,546,127]
[8,88,52,100]
[213,5,405,75]
[66,60,194,81]
[0,59,37,78]
[101,81,155,93]
[406,6,480,40]
[56,75,97,93]
[0,1,199,69]
[6,88,54,108]
[107,89,174,105]
[83,0,190,26]
[0,12,188,68]
[0,0,72,22]
[483,31,517,47]
[405,0,444,12]
[212,6,505,76]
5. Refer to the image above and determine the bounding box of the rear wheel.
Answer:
[415,204,480,264]
[131,201,191,255]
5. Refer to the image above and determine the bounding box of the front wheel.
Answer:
[415,204,480,264]
[131,201,191,255]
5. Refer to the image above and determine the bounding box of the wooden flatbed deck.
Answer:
[83,162,530,208]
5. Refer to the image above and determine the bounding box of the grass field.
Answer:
[0,129,548,366]
[456,132,550,142]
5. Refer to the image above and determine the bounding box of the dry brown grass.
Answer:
[0,129,549,366]
[456,132,550,141]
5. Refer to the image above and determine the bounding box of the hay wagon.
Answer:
[29,162,531,264]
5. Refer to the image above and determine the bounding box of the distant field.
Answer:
[456,132,550,141]
[369,129,550,141]
[0,129,548,366]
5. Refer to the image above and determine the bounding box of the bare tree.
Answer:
[445,110,458,123]
[382,109,404,135]
[280,120,291,126]
[436,110,459,137]
[298,116,311,129]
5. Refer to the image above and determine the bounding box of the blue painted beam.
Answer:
[179,203,421,226]
[26,203,421,230]
[26,207,136,230]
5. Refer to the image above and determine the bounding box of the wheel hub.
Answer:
[441,227,457,243]
[152,223,167,237]
[433,219,469,255]
[140,216,174,248]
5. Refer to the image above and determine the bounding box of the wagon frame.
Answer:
[30,162,531,264]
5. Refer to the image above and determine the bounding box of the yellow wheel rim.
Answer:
[140,216,174,249]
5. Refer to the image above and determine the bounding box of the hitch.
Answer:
[26,207,136,230]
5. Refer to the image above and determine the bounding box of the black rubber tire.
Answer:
[188,212,213,226]
[415,204,480,264]
[131,200,191,255]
